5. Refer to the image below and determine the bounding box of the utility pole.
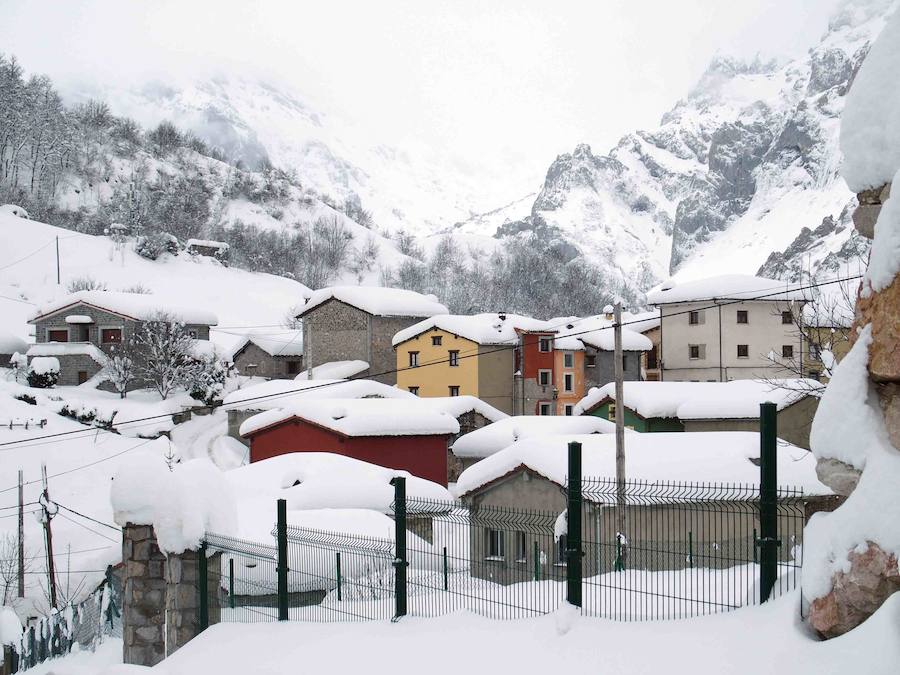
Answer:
[40,464,58,608]
[613,303,627,568]
[55,236,60,285]
[17,470,24,598]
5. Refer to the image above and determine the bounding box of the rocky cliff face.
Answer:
[496,0,892,299]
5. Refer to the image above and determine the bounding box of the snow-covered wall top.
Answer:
[294,360,368,380]
[111,448,236,554]
[412,395,509,424]
[26,342,106,365]
[239,397,460,438]
[456,432,831,497]
[299,286,449,319]
[222,377,414,411]
[574,379,823,419]
[646,275,807,305]
[839,4,900,191]
[451,416,616,460]
[30,290,219,326]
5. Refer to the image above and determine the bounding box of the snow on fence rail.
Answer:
[198,476,806,625]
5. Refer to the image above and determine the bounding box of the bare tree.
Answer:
[0,532,31,604]
[103,339,138,398]
[134,313,199,400]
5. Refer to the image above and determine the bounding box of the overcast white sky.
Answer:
[0,0,844,189]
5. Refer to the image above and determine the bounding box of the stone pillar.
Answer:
[165,548,222,656]
[122,524,166,667]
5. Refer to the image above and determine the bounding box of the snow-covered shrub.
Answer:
[66,275,107,293]
[135,313,199,400]
[8,351,27,382]
[135,231,179,260]
[59,403,114,429]
[120,283,152,294]
[0,204,29,219]
[188,354,229,406]
[27,357,59,388]
[15,393,36,405]
[103,343,137,399]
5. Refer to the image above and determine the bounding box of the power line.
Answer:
[0,274,861,454]
[56,513,119,543]
[54,503,119,531]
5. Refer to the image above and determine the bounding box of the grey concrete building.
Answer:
[27,290,217,389]
[298,286,448,385]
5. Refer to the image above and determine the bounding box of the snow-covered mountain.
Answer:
[471,0,892,296]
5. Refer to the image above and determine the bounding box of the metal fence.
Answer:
[9,568,122,672]
[199,476,805,625]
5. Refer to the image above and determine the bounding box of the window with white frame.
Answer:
[448,350,459,367]
[564,405,574,416]
[486,529,505,560]
[408,351,419,367]
[563,352,574,368]
[563,373,574,392]
[538,369,552,386]
[538,337,552,352]
[538,402,552,416]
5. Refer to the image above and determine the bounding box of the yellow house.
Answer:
[392,314,547,415]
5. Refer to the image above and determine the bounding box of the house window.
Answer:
[564,373,574,392]
[432,335,443,346]
[538,369,552,386]
[689,311,700,325]
[622,353,629,370]
[556,534,568,565]
[77,371,88,385]
[647,346,659,369]
[448,350,459,367]
[188,329,198,339]
[737,344,749,358]
[538,402,552,416]
[449,386,460,397]
[585,354,596,368]
[48,329,68,342]
[486,529,505,560]
[782,345,794,358]
[101,328,122,344]
[689,344,701,360]
[808,370,821,381]
[564,405,574,416]
[515,531,527,563]
[563,352,574,368]
[781,311,793,325]
[737,310,748,324]
[287,361,300,375]
[538,337,552,352]
[608,403,616,421]
[409,386,419,395]
[408,351,419,367]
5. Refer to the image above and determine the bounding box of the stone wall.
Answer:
[585,348,643,390]
[302,300,369,372]
[122,524,166,668]
[165,548,222,656]
[232,342,301,379]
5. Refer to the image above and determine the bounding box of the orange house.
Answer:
[554,342,585,416]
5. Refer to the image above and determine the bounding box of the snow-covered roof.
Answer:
[646,275,807,305]
[451,415,616,459]
[298,286,449,318]
[624,310,661,334]
[411,395,509,424]
[226,452,451,517]
[0,331,28,355]
[223,378,415,412]
[839,6,900,192]
[0,204,29,219]
[231,330,304,358]
[574,380,824,419]
[557,315,653,352]
[29,291,219,326]
[295,360,368,380]
[239,398,461,438]
[27,342,106,365]
[187,238,229,250]
[392,313,550,347]
[456,432,830,497]
[30,356,59,374]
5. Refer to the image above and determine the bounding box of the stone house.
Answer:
[574,379,823,449]
[646,275,809,382]
[186,238,229,263]
[229,331,303,379]
[26,290,217,389]
[455,432,829,585]
[298,286,449,385]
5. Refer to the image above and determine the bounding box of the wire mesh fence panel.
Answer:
[577,478,805,621]
[205,532,281,623]
[402,498,566,619]
[284,526,396,622]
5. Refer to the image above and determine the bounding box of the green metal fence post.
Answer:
[390,477,408,619]
[276,498,289,621]
[566,441,583,608]
[228,558,235,610]
[759,402,779,603]
[336,552,342,602]
[688,530,694,569]
[533,541,540,581]
[442,547,448,591]
[198,542,209,632]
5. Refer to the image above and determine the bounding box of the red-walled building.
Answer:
[239,399,460,486]
[514,328,558,415]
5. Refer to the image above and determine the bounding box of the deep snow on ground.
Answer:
[36,590,900,674]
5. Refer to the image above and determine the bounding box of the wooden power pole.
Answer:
[613,303,627,567]
[17,470,24,598]
[40,464,58,608]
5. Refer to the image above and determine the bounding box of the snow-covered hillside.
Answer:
[0,211,310,353]
[476,0,892,296]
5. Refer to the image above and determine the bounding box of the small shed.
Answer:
[239,398,460,486]
[230,331,304,379]
[186,238,230,262]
